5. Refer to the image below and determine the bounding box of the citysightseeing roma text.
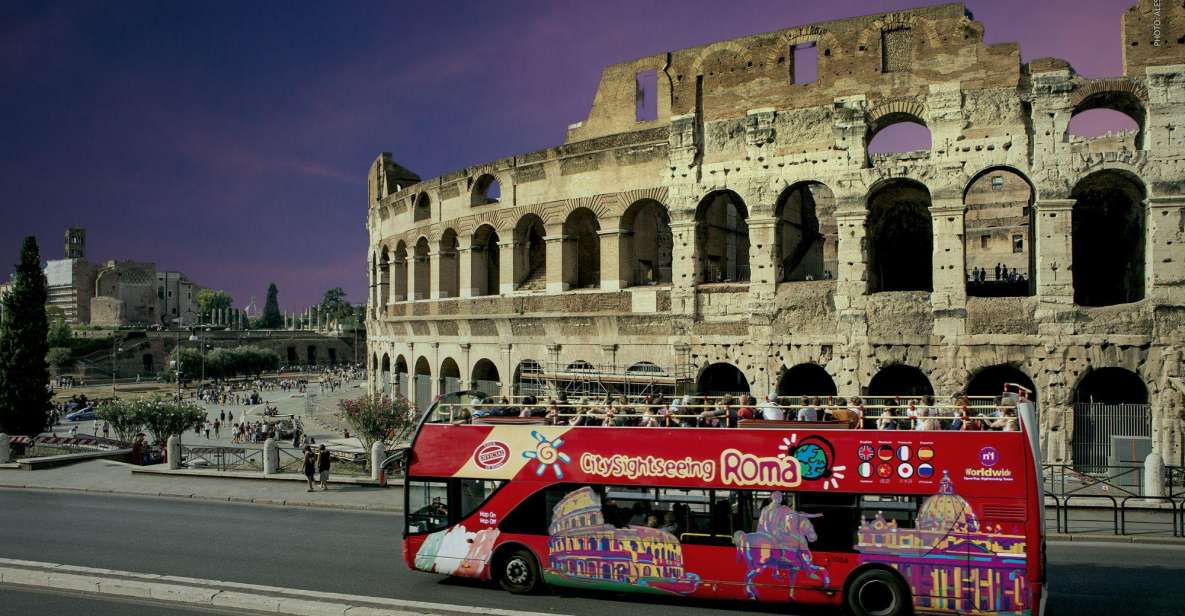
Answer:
[579,449,802,488]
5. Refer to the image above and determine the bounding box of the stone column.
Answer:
[1032,199,1075,323]
[745,214,778,310]
[498,240,516,295]
[370,441,385,481]
[1147,196,1185,306]
[263,438,279,474]
[597,228,625,291]
[930,200,967,336]
[459,343,471,390]
[833,200,869,320]
[429,249,443,300]
[167,435,180,470]
[408,253,422,301]
[458,245,475,298]
[500,343,513,397]
[544,234,567,294]
[668,219,697,316]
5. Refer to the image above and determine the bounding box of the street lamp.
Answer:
[111,341,124,395]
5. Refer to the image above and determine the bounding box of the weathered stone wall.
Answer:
[366,1,1185,464]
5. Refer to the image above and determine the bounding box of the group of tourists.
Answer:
[969,262,1026,284]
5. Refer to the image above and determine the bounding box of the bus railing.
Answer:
[1120,495,1181,537]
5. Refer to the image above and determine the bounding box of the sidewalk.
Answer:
[0,459,401,512]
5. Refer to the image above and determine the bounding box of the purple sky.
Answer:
[1,0,1136,310]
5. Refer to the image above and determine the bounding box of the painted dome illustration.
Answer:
[917,471,978,533]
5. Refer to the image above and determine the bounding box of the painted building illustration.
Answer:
[546,487,701,594]
[856,471,1029,614]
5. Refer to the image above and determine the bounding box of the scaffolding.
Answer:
[514,353,694,402]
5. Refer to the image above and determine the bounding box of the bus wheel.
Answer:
[498,548,540,594]
[846,569,910,616]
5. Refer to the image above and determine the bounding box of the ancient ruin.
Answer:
[366,1,1185,466]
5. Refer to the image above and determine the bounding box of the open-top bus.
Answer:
[403,391,1045,616]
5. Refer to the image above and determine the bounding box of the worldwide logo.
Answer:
[978,446,1000,468]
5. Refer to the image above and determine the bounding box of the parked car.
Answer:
[65,407,98,422]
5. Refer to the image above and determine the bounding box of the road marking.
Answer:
[0,558,570,616]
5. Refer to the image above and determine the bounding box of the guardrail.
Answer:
[179,445,264,471]
[1120,496,1181,537]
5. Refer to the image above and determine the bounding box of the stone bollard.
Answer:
[167,435,181,470]
[0,433,10,464]
[1144,451,1165,498]
[263,438,279,475]
[371,441,385,481]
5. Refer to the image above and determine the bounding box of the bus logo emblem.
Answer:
[978,446,1000,467]
[474,441,511,470]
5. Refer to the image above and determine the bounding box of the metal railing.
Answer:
[179,445,264,471]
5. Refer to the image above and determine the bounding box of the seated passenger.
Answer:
[759,394,784,421]
[990,408,1019,431]
[796,397,818,422]
[877,406,899,430]
[660,511,679,534]
[737,395,755,421]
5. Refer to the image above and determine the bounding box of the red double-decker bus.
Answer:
[403,392,1046,616]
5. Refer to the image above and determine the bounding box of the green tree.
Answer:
[319,287,354,326]
[0,237,52,435]
[47,313,72,347]
[138,396,205,445]
[46,347,75,372]
[195,289,234,322]
[96,398,149,445]
[260,283,283,329]
[337,394,416,467]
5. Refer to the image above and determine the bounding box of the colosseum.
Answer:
[366,1,1185,468]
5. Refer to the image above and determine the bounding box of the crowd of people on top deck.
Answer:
[448,392,1023,431]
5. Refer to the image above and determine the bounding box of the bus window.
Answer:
[408,480,450,534]
[459,479,504,520]
[859,495,920,528]
[499,483,582,535]
[798,492,859,552]
[603,486,655,528]
[656,488,711,539]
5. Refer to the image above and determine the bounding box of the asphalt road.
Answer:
[1,489,1183,616]
[0,587,248,616]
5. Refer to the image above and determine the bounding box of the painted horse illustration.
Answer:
[734,492,831,600]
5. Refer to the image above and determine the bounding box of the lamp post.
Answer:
[111,341,123,396]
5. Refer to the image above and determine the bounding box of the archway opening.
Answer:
[306,346,318,365]
[867,179,932,293]
[470,225,500,297]
[413,237,430,300]
[867,364,933,401]
[472,174,501,206]
[1069,90,1145,149]
[413,356,432,411]
[1073,367,1150,472]
[142,353,155,375]
[514,215,547,291]
[438,229,460,298]
[776,182,836,282]
[563,208,601,289]
[392,242,408,302]
[964,168,1035,297]
[514,359,545,398]
[439,357,461,396]
[286,346,297,364]
[697,362,750,396]
[777,364,838,398]
[471,358,501,397]
[1071,170,1145,306]
[966,364,1038,402]
[377,248,390,311]
[413,192,431,222]
[394,355,409,399]
[867,116,931,160]
[380,353,391,395]
[621,199,672,287]
[695,191,750,283]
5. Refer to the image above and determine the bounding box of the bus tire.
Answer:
[846,568,910,616]
[497,548,541,594]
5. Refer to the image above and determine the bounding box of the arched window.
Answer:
[775,182,836,282]
[377,247,390,310]
[413,356,432,411]
[1071,170,1145,306]
[620,199,672,287]
[563,208,601,289]
[513,214,547,291]
[964,168,1035,297]
[439,357,461,396]
[470,225,501,297]
[626,361,665,376]
[866,179,932,293]
[413,192,431,222]
[695,191,750,284]
[438,229,460,298]
[471,358,501,397]
[867,119,931,160]
[867,364,933,400]
[777,364,838,397]
[394,355,409,399]
[392,241,408,302]
[697,362,750,396]
[472,174,501,206]
[413,237,431,300]
[1068,90,1146,149]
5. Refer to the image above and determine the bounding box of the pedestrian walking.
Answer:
[302,445,316,492]
[101,421,110,439]
[316,444,331,491]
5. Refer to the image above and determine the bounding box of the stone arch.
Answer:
[380,352,391,395]
[392,241,409,302]
[963,166,1036,297]
[688,41,755,79]
[413,355,432,410]
[1070,169,1145,306]
[513,213,547,290]
[867,364,934,398]
[439,356,461,395]
[697,362,751,396]
[1074,367,1149,405]
[626,361,665,376]
[377,246,391,311]
[776,363,838,397]
[472,173,502,206]
[413,192,431,222]
[1069,80,1148,149]
[695,190,750,284]
[562,207,601,290]
[966,364,1038,402]
[866,178,933,293]
[514,359,545,397]
[620,198,672,287]
[413,236,431,300]
[1071,366,1151,472]
[394,354,409,399]
[866,99,931,161]
[470,224,501,297]
[471,358,501,397]
[438,228,460,298]
[775,181,837,282]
